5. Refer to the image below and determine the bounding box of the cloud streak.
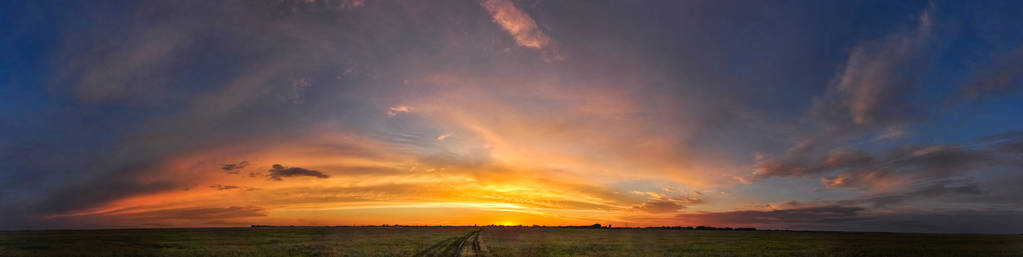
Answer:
[480,0,561,61]
[267,164,330,181]
[678,205,866,227]
[633,200,685,213]
[221,161,249,174]
[753,143,1002,189]
[954,48,1023,102]
[676,205,1023,233]
[809,3,934,128]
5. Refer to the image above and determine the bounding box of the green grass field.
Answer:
[1,227,1021,257]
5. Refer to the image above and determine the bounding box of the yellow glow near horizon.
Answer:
[497,221,519,226]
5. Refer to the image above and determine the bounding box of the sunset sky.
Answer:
[2,0,1023,233]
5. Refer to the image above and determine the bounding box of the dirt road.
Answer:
[412,230,487,257]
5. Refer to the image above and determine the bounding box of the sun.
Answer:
[497,221,518,226]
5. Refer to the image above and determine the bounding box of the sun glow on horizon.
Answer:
[496,221,519,226]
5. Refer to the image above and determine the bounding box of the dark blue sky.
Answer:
[2,0,1022,233]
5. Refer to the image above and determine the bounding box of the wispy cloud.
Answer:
[387,105,410,116]
[633,200,685,213]
[279,0,366,10]
[676,204,1023,233]
[753,3,946,190]
[677,205,865,228]
[210,184,240,191]
[436,133,453,141]
[752,142,1005,190]
[810,3,934,127]
[209,184,256,191]
[480,0,562,61]
[220,161,249,174]
[952,47,1023,103]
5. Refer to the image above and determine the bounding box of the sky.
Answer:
[2,0,1023,233]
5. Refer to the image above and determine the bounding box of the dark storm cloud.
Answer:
[267,164,329,181]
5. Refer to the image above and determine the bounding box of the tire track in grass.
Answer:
[413,230,488,257]
[412,236,459,257]
[469,229,485,257]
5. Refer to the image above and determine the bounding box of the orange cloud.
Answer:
[480,0,562,61]
[388,105,411,116]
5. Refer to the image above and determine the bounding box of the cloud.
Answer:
[633,200,685,213]
[267,164,330,181]
[978,130,1023,142]
[220,161,249,174]
[629,189,703,213]
[753,143,1000,189]
[953,48,1023,102]
[277,0,366,11]
[26,161,186,215]
[850,178,986,207]
[677,205,865,227]
[979,130,1023,155]
[113,206,267,222]
[337,0,366,9]
[436,133,452,141]
[873,125,908,141]
[64,26,191,104]
[208,183,252,191]
[387,105,410,116]
[812,4,933,127]
[676,205,1023,233]
[480,0,562,61]
[26,205,269,229]
[752,150,872,178]
[799,3,936,152]
[211,184,239,191]
[756,4,941,192]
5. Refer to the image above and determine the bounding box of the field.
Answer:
[1,227,1022,257]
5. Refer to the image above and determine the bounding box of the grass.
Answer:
[483,228,1023,257]
[1,227,1020,257]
